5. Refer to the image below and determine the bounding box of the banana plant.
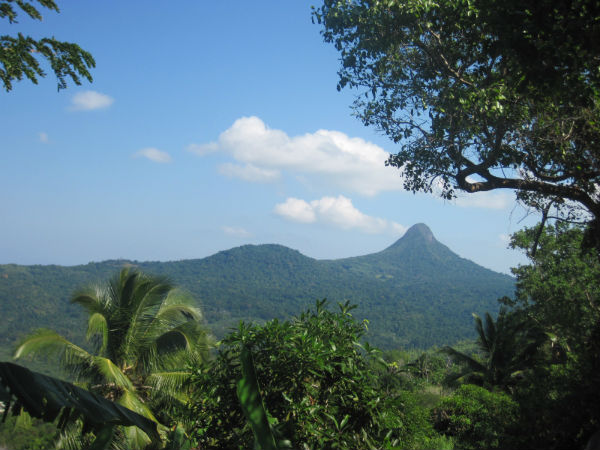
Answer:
[237,344,289,450]
[0,361,160,449]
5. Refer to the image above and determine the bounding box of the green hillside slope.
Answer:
[0,224,514,354]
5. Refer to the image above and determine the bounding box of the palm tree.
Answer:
[442,308,544,392]
[14,268,212,448]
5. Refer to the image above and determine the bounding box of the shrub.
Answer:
[188,300,441,449]
[432,384,518,450]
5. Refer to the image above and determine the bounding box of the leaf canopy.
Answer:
[314,0,600,242]
[0,0,95,91]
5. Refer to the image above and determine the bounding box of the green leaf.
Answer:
[0,361,160,443]
[236,345,279,450]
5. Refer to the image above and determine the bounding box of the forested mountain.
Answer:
[0,224,514,355]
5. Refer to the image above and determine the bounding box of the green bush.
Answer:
[188,300,442,449]
[432,384,518,450]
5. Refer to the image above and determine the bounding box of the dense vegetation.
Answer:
[11,269,211,448]
[2,221,599,449]
[2,0,599,448]
[0,224,513,360]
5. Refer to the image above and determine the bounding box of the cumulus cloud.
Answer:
[188,116,404,196]
[274,198,317,223]
[39,132,49,143]
[275,195,406,235]
[222,226,251,237]
[70,90,114,111]
[133,148,172,163]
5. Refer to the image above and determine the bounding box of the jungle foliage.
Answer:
[432,384,519,450]
[187,300,446,450]
[313,0,600,244]
[0,224,514,358]
[12,268,212,449]
[3,1,600,447]
[1,224,599,450]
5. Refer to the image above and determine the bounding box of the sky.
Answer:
[1,1,538,273]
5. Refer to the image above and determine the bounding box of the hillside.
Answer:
[0,224,514,354]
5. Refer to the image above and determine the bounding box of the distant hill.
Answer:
[0,224,514,355]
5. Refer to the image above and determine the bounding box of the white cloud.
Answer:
[70,90,114,111]
[222,226,251,238]
[274,198,317,223]
[188,116,404,196]
[133,148,172,163]
[275,195,406,235]
[218,163,280,182]
[39,132,48,143]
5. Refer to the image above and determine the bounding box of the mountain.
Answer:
[0,224,514,355]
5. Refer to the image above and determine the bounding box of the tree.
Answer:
[508,222,600,353]
[442,309,544,392]
[504,223,600,449]
[1,0,95,92]
[313,0,600,244]
[432,384,519,450]
[14,268,212,448]
[188,300,442,450]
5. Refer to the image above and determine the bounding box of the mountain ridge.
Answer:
[0,224,514,353]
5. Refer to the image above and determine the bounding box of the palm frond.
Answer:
[441,345,486,373]
[14,329,93,376]
[473,314,490,355]
[161,290,203,318]
[121,425,152,450]
[90,356,133,390]
[87,312,109,355]
[154,323,212,366]
[146,370,191,400]
[118,388,157,423]
[115,269,139,310]
[55,422,93,450]
[72,285,113,317]
[121,274,174,359]
[484,312,497,353]
[156,299,203,326]
[137,305,203,350]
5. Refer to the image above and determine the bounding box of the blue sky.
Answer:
[1,1,537,273]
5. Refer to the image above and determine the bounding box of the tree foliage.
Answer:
[188,300,441,450]
[442,309,544,392]
[508,222,600,353]
[432,384,519,450]
[1,0,95,91]
[0,231,514,356]
[504,223,600,449]
[14,268,212,448]
[313,0,600,241]
[0,410,58,450]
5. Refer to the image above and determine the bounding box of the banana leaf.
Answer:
[0,361,160,443]
[237,345,278,450]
